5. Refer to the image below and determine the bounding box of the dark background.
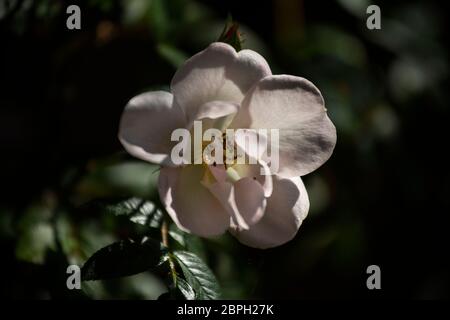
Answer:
[1,0,449,299]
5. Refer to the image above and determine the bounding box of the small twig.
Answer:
[161,219,169,247]
[161,219,177,286]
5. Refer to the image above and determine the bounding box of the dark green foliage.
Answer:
[173,251,221,300]
[81,238,163,281]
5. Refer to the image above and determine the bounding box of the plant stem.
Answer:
[161,219,169,247]
[161,219,177,286]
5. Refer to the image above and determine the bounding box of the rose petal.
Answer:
[171,42,271,123]
[231,160,273,197]
[234,129,267,163]
[158,165,230,237]
[231,75,336,177]
[233,177,267,226]
[193,100,239,131]
[118,91,186,166]
[207,177,266,230]
[230,176,309,249]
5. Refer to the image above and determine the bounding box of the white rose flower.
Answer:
[119,42,336,248]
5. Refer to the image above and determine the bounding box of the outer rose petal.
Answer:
[232,177,267,226]
[230,176,309,249]
[231,75,337,177]
[158,165,230,237]
[118,91,186,166]
[171,42,271,123]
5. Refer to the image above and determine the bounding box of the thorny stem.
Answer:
[161,219,177,287]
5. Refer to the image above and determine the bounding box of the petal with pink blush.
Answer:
[207,177,266,230]
[231,160,273,197]
[192,100,239,131]
[232,75,336,177]
[158,165,230,237]
[230,176,309,249]
[118,91,186,166]
[171,42,271,123]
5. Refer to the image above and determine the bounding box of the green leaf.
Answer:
[168,228,185,247]
[75,160,159,200]
[173,251,221,300]
[16,223,55,264]
[81,238,164,281]
[176,277,196,300]
[103,197,163,228]
[169,224,207,261]
[157,43,188,69]
[148,0,170,40]
[55,212,79,262]
[156,278,195,300]
[15,203,56,264]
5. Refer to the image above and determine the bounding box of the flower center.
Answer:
[202,132,237,168]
